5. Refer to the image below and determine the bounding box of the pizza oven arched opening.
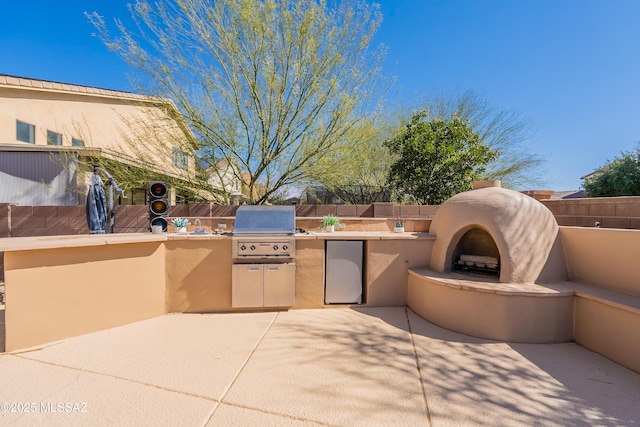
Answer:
[451,227,500,278]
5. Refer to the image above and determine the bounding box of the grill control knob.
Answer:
[273,245,279,250]
[282,245,288,251]
[240,245,246,251]
[250,245,256,251]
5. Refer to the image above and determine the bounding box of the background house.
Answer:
[205,158,243,205]
[0,74,200,206]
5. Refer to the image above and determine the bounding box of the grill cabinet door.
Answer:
[232,264,264,307]
[263,263,296,307]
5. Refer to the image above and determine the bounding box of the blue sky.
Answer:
[2,0,640,191]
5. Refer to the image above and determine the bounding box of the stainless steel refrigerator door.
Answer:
[325,241,363,304]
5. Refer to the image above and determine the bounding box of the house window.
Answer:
[172,147,189,170]
[16,120,35,143]
[72,138,84,147]
[47,130,62,146]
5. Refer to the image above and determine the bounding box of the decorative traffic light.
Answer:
[149,182,169,231]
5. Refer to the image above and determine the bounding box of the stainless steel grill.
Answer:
[232,205,296,260]
[232,205,295,235]
[231,205,297,308]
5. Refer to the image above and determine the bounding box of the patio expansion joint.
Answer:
[205,311,283,424]
[11,353,220,404]
[215,400,339,427]
[206,312,339,427]
[405,307,433,427]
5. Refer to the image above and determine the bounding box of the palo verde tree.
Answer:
[385,110,497,205]
[88,0,387,204]
[304,114,398,203]
[584,146,640,197]
[56,104,212,203]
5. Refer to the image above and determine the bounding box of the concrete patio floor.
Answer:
[1,307,639,426]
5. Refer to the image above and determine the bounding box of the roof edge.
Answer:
[0,73,160,104]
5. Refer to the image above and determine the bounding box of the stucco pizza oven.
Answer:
[429,181,567,284]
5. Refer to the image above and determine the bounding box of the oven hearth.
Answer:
[453,254,500,276]
[451,227,500,277]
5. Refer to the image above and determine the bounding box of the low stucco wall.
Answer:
[407,270,574,343]
[574,297,640,374]
[165,239,233,312]
[560,227,640,296]
[4,242,166,351]
[367,240,432,306]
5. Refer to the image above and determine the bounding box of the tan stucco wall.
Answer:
[3,231,638,374]
[4,242,166,351]
[366,240,432,306]
[165,239,233,312]
[293,239,325,308]
[407,272,574,343]
[574,297,640,373]
[560,227,640,296]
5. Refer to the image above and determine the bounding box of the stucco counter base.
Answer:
[407,268,575,343]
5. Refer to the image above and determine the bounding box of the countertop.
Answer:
[0,231,435,252]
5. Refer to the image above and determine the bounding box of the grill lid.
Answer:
[232,205,296,235]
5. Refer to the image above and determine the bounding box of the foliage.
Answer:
[308,89,541,204]
[321,214,339,226]
[423,90,544,189]
[584,147,640,197]
[88,0,388,204]
[385,111,497,205]
[171,217,190,227]
[304,114,397,203]
[58,150,207,205]
[52,103,211,203]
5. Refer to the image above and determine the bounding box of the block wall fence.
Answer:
[541,197,640,229]
[0,202,440,238]
[3,197,640,239]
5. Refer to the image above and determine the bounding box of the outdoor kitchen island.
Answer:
[1,231,434,351]
[165,231,434,313]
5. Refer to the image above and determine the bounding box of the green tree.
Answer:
[385,111,497,204]
[584,147,640,197]
[312,90,543,204]
[425,90,544,189]
[88,0,387,204]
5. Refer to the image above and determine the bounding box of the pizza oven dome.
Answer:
[429,186,567,284]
